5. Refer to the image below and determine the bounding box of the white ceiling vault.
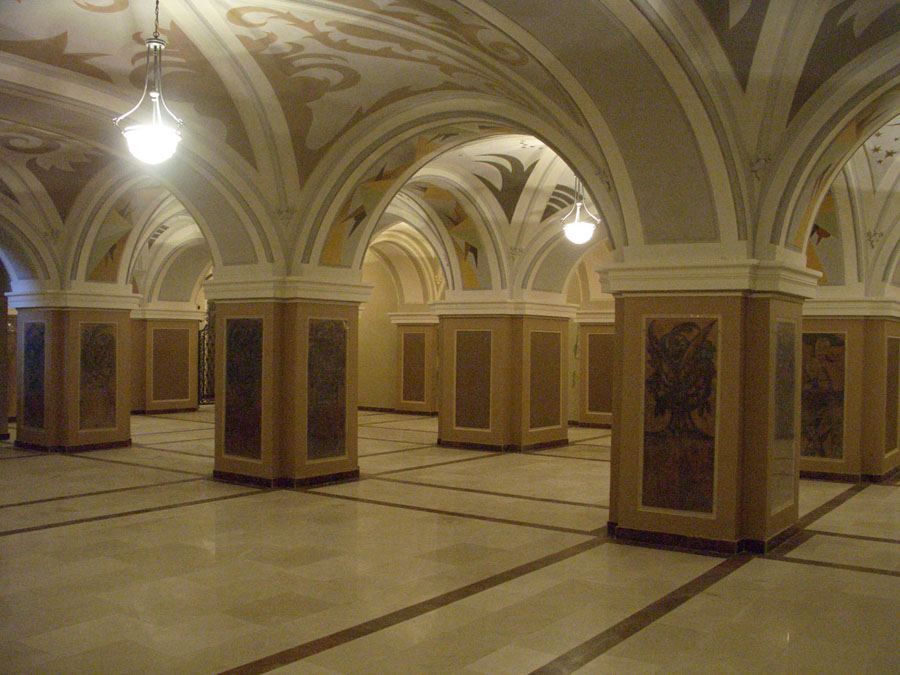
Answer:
[0,0,899,307]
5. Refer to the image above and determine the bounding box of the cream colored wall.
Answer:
[358,254,399,409]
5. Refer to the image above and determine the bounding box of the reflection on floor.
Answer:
[1,407,898,673]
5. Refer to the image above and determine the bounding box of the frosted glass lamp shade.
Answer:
[563,219,595,244]
[122,123,181,164]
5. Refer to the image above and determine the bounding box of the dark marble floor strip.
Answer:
[358,443,438,458]
[773,554,900,578]
[371,452,503,476]
[65,453,208,477]
[304,488,599,536]
[0,477,204,509]
[805,529,900,545]
[145,413,214,423]
[131,426,215,437]
[131,442,214,460]
[524,451,610,463]
[772,483,869,556]
[0,452,43,460]
[217,537,606,675]
[372,476,607,509]
[527,553,754,675]
[356,432,437,443]
[362,416,430,427]
[0,486,267,537]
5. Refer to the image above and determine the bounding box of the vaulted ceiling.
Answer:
[0,0,898,306]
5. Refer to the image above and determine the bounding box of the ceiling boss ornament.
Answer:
[113,0,183,164]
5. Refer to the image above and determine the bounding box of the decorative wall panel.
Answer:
[224,318,262,459]
[587,333,614,414]
[307,318,348,460]
[642,318,717,513]
[22,322,45,429]
[887,337,900,455]
[530,331,561,429]
[801,333,845,459]
[455,330,491,430]
[770,321,796,514]
[79,323,117,430]
[401,332,426,403]
[152,328,190,402]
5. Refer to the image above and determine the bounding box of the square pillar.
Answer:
[610,292,803,553]
[395,323,438,414]
[131,319,199,413]
[16,308,131,451]
[212,299,359,487]
[437,314,568,451]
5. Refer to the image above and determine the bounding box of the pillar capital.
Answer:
[599,259,820,298]
[203,265,372,304]
[432,289,576,318]
[7,281,139,311]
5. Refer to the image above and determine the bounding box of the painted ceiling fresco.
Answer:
[864,113,900,187]
[694,0,769,90]
[805,189,845,287]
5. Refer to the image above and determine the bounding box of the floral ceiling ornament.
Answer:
[112,0,183,164]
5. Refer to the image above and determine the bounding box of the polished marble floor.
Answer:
[0,408,898,673]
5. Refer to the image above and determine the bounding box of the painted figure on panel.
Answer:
[801,333,845,459]
[643,319,717,513]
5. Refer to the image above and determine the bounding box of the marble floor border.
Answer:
[0,485,267,537]
[771,553,900,578]
[526,553,754,674]
[131,426,215,437]
[369,452,503,476]
[66,452,208,477]
[805,528,900,546]
[0,476,203,509]
[359,443,437,458]
[771,483,868,556]
[217,538,606,675]
[524,451,610,463]
[0,452,43,460]
[302,487,601,537]
[131,442,213,460]
[371,475,607,509]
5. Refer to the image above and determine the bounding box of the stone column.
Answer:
[0,294,8,439]
[12,304,133,452]
[131,316,200,413]
[602,261,818,553]
[390,313,438,415]
[799,307,900,481]
[204,274,369,487]
[435,301,571,452]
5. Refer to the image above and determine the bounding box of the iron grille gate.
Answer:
[198,303,215,403]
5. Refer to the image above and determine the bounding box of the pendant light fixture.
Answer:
[561,176,600,245]
[113,0,182,164]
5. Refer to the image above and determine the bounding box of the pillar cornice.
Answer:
[7,282,139,311]
[432,290,577,318]
[598,259,821,298]
[803,298,900,319]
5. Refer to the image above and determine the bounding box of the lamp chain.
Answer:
[153,0,160,39]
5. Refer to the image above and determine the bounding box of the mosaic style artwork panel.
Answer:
[22,322,45,429]
[79,323,117,430]
[771,321,797,514]
[224,318,263,459]
[307,319,348,460]
[801,333,845,459]
[642,318,717,513]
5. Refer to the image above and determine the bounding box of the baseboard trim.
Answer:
[14,439,131,453]
[213,469,360,489]
[437,438,568,452]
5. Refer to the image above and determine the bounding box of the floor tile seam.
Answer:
[0,486,270,537]
[0,453,44,460]
[771,483,870,556]
[358,443,439,458]
[369,452,506,476]
[63,453,208,477]
[525,552,755,674]
[767,554,900,578]
[356,433,437,443]
[371,476,608,509]
[143,414,215,424]
[131,425,215,437]
[130,442,214,460]
[299,488,602,536]
[804,528,900,546]
[523,451,610,463]
[0,477,205,509]
[215,537,606,675]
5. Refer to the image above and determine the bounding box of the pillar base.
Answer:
[437,438,568,452]
[132,407,200,415]
[608,522,799,555]
[213,469,360,488]
[14,439,130,453]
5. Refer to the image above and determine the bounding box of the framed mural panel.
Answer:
[529,331,561,430]
[401,332,426,404]
[587,333,614,414]
[23,322,45,430]
[454,330,491,430]
[79,322,117,430]
[801,333,845,459]
[770,321,796,515]
[307,318,348,461]
[886,337,900,455]
[224,318,263,460]
[641,317,718,514]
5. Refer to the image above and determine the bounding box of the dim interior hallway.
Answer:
[0,409,897,674]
